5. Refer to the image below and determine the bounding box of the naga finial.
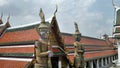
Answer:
[7,15,10,22]
[54,5,58,16]
[112,0,120,9]
[39,8,45,23]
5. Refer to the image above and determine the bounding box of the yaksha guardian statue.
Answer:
[34,8,53,68]
[74,22,84,68]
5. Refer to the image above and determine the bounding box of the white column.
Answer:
[84,62,87,68]
[90,61,93,68]
[115,55,116,59]
[108,57,111,64]
[58,60,61,68]
[105,58,107,65]
[101,58,104,67]
[96,59,99,68]
[118,42,120,62]
[116,40,120,66]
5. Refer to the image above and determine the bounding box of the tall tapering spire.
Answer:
[74,22,81,35]
[113,0,120,39]
[54,5,58,16]
[74,22,81,42]
[112,1,120,67]
[39,8,45,23]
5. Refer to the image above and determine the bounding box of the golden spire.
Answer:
[39,8,45,23]
[74,22,81,34]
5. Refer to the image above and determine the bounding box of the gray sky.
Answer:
[0,0,116,38]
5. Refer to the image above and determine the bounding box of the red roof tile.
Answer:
[0,60,28,68]
[0,46,34,53]
[0,46,63,55]
[63,35,109,46]
[0,29,39,43]
[63,35,74,44]
[80,37,108,46]
[84,46,114,51]
[67,50,117,64]
[52,48,60,52]
[84,50,117,60]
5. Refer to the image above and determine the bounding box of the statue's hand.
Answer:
[47,50,53,57]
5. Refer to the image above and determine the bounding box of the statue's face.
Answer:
[39,28,48,40]
[75,34,81,41]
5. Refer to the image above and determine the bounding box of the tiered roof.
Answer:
[0,12,117,68]
[63,33,117,65]
[0,23,39,45]
[0,22,117,67]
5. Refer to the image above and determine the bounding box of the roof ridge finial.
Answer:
[74,22,80,34]
[0,13,3,24]
[112,0,120,9]
[7,15,10,22]
[54,5,58,16]
[1,13,3,18]
[39,8,45,23]
[5,15,11,27]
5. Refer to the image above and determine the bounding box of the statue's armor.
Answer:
[74,42,84,68]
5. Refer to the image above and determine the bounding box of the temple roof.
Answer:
[63,33,116,65]
[0,24,39,45]
[63,33,110,46]
[0,22,117,68]
[67,50,117,64]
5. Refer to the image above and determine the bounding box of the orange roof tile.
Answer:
[0,60,28,68]
[63,35,74,44]
[0,46,64,56]
[67,50,117,64]
[84,50,117,60]
[0,29,39,43]
[80,37,108,46]
[0,47,34,53]
[63,35,109,46]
